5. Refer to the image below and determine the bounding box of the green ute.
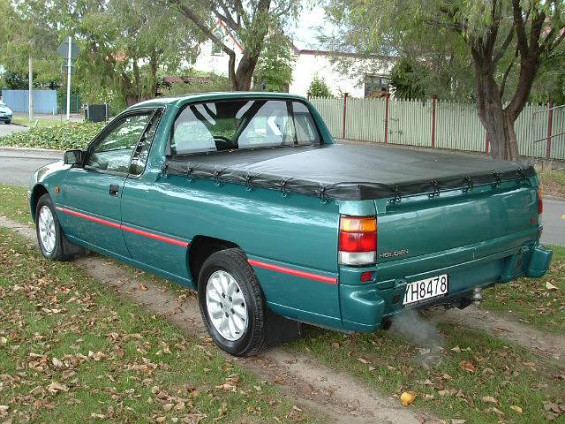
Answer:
[28,92,551,356]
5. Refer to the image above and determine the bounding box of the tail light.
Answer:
[338,216,377,265]
[538,186,543,215]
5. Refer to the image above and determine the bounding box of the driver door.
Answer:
[59,111,154,258]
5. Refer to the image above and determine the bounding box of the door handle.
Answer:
[109,184,119,197]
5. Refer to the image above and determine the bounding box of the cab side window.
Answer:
[85,113,152,174]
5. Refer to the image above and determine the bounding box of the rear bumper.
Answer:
[0,115,12,122]
[339,242,552,332]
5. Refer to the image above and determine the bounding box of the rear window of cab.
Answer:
[170,99,320,156]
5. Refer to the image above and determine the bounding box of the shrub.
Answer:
[0,122,104,150]
[308,74,333,98]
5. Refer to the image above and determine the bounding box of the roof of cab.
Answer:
[129,92,308,110]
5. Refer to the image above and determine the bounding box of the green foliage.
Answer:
[254,32,295,92]
[70,0,202,107]
[0,1,60,85]
[308,74,332,98]
[160,73,231,97]
[323,0,565,103]
[390,57,428,100]
[0,122,104,150]
[2,71,28,89]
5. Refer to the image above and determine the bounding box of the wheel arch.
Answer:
[30,184,49,222]
[188,235,240,285]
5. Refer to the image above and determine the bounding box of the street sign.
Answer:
[57,38,79,60]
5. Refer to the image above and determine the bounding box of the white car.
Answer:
[0,100,13,124]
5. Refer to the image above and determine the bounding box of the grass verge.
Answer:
[287,323,565,423]
[0,226,316,424]
[11,117,68,128]
[481,245,565,334]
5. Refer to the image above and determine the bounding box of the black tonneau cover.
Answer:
[164,144,535,201]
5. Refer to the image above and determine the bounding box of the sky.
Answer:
[291,5,332,50]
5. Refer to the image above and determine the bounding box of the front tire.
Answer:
[198,248,267,356]
[35,194,71,261]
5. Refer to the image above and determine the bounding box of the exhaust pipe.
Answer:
[381,318,392,331]
[473,287,483,307]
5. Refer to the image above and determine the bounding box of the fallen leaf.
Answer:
[482,396,498,404]
[90,413,106,419]
[51,357,64,369]
[451,346,462,353]
[546,282,558,290]
[459,361,476,373]
[510,405,523,414]
[47,381,69,394]
[486,407,504,416]
[357,357,370,364]
[400,391,416,406]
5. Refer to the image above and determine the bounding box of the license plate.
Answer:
[403,274,448,306]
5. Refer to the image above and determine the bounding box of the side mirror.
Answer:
[63,149,85,166]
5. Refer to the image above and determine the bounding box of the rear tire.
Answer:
[198,248,267,356]
[35,194,72,261]
[4,120,10,125]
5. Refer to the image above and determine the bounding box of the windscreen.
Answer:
[170,99,320,155]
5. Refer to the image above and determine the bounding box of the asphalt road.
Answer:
[0,123,28,137]
[0,147,563,246]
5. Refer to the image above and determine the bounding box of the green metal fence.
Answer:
[310,96,565,160]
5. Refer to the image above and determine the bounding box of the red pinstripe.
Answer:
[55,207,335,283]
[248,259,338,284]
[55,207,189,247]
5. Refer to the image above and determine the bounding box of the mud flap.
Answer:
[265,308,303,348]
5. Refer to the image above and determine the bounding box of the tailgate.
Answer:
[376,182,539,269]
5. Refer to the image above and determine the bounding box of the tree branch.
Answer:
[499,45,519,99]
[511,0,529,57]
[493,24,515,64]
[169,0,238,86]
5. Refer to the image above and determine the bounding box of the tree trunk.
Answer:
[472,52,520,161]
[232,53,259,90]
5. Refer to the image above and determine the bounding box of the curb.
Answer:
[0,146,64,154]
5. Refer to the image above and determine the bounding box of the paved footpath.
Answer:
[0,147,563,246]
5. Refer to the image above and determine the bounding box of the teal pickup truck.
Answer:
[29,92,552,356]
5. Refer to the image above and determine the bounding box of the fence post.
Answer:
[431,95,438,148]
[546,99,554,159]
[307,91,311,101]
[384,93,390,144]
[342,92,349,139]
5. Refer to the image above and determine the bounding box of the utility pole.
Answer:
[28,55,33,122]
[57,36,79,120]
[66,36,72,121]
